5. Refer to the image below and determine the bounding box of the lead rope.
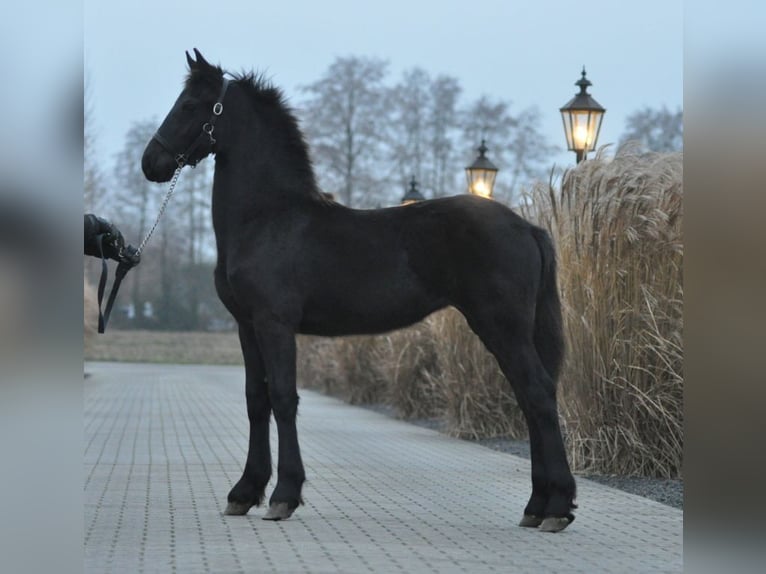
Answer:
[97,166,184,333]
[136,165,184,256]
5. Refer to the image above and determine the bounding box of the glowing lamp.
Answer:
[465,140,498,199]
[401,176,425,205]
[560,67,606,163]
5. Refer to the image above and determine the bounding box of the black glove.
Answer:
[119,243,141,267]
[84,214,124,261]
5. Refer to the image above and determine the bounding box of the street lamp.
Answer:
[465,140,498,199]
[401,175,425,205]
[560,67,606,164]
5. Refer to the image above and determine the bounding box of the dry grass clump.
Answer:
[297,308,527,439]
[378,317,443,419]
[426,309,526,439]
[326,336,390,404]
[521,146,683,477]
[295,336,344,394]
[296,335,389,404]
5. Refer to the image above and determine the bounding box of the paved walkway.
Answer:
[84,362,682,573]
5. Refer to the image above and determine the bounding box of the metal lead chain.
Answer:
[136,166,183,256]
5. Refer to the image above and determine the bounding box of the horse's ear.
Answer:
[192,48,212,70]
[186,50,197,70]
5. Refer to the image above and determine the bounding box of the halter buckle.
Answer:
[203,123,216,147]
[213,102,223,116]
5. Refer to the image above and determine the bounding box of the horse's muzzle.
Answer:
[141,140,176,183]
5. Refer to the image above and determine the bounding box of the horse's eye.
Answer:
[181,100,196,112]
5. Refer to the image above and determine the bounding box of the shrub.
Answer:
[298,309,527,439]
[424,309,526,439]
[521,147,683,477]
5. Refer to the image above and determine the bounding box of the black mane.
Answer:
[230,71,284,108]
[192,67,322,199]
[217,68,327,198]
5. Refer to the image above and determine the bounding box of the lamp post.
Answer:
[401,175,425,205]
[560,67,606,164]
[465,140,498,199]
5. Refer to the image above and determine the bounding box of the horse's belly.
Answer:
[297,292,446,336]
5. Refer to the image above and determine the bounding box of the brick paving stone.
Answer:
[85,362,683,573]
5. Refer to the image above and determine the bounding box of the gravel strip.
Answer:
[363,404,683,510]
[472,436,683,509]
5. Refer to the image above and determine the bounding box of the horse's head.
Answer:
[142,49,228,182]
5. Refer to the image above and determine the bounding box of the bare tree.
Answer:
[149,160,220,330]
[112,119,164,324]
[505,107,559,198]
[298,56,390,207]
[385,69,462,202]
[175,162,214,328]
[460,96,516,203]
[299,58,554,208]
[84,80,106,213]
[461,96,555,205]
[386,67,431,194]
[620,106,683,152]
[113,120,158,238]
[427,75,462,198]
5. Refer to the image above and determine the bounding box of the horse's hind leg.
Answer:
[515,397,549,528]
[468,313,576,532]
[225,322,272,515]
[253,320,305,521]
[499,342,575,531]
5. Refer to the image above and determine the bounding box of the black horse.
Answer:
[142,49,576,532]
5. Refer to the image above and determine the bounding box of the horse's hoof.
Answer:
[519,514,544,528]
[539,515,574,533]
[224,501,252,516]
[263,502,295,521]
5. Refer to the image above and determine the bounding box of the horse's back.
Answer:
[294,195,542,335]
[295,201,448,335]
[394,195,543,301]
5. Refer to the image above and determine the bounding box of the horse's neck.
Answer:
[210,99,318,247]
[210,152,312,246]
[213,150,309,206]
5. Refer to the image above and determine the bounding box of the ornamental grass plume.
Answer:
[521,145,683,477]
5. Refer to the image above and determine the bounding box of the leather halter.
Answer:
[152,77,230,168]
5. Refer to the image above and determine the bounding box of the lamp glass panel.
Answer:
[466,168,496,198]
[561,111,574,150]
[586,112,604,151]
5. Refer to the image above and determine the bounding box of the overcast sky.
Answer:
[85,0,683,186]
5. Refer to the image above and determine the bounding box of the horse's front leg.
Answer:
[254,320,305,520]
[224,322,272,515]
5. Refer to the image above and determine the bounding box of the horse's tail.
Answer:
[531,226,565,383]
